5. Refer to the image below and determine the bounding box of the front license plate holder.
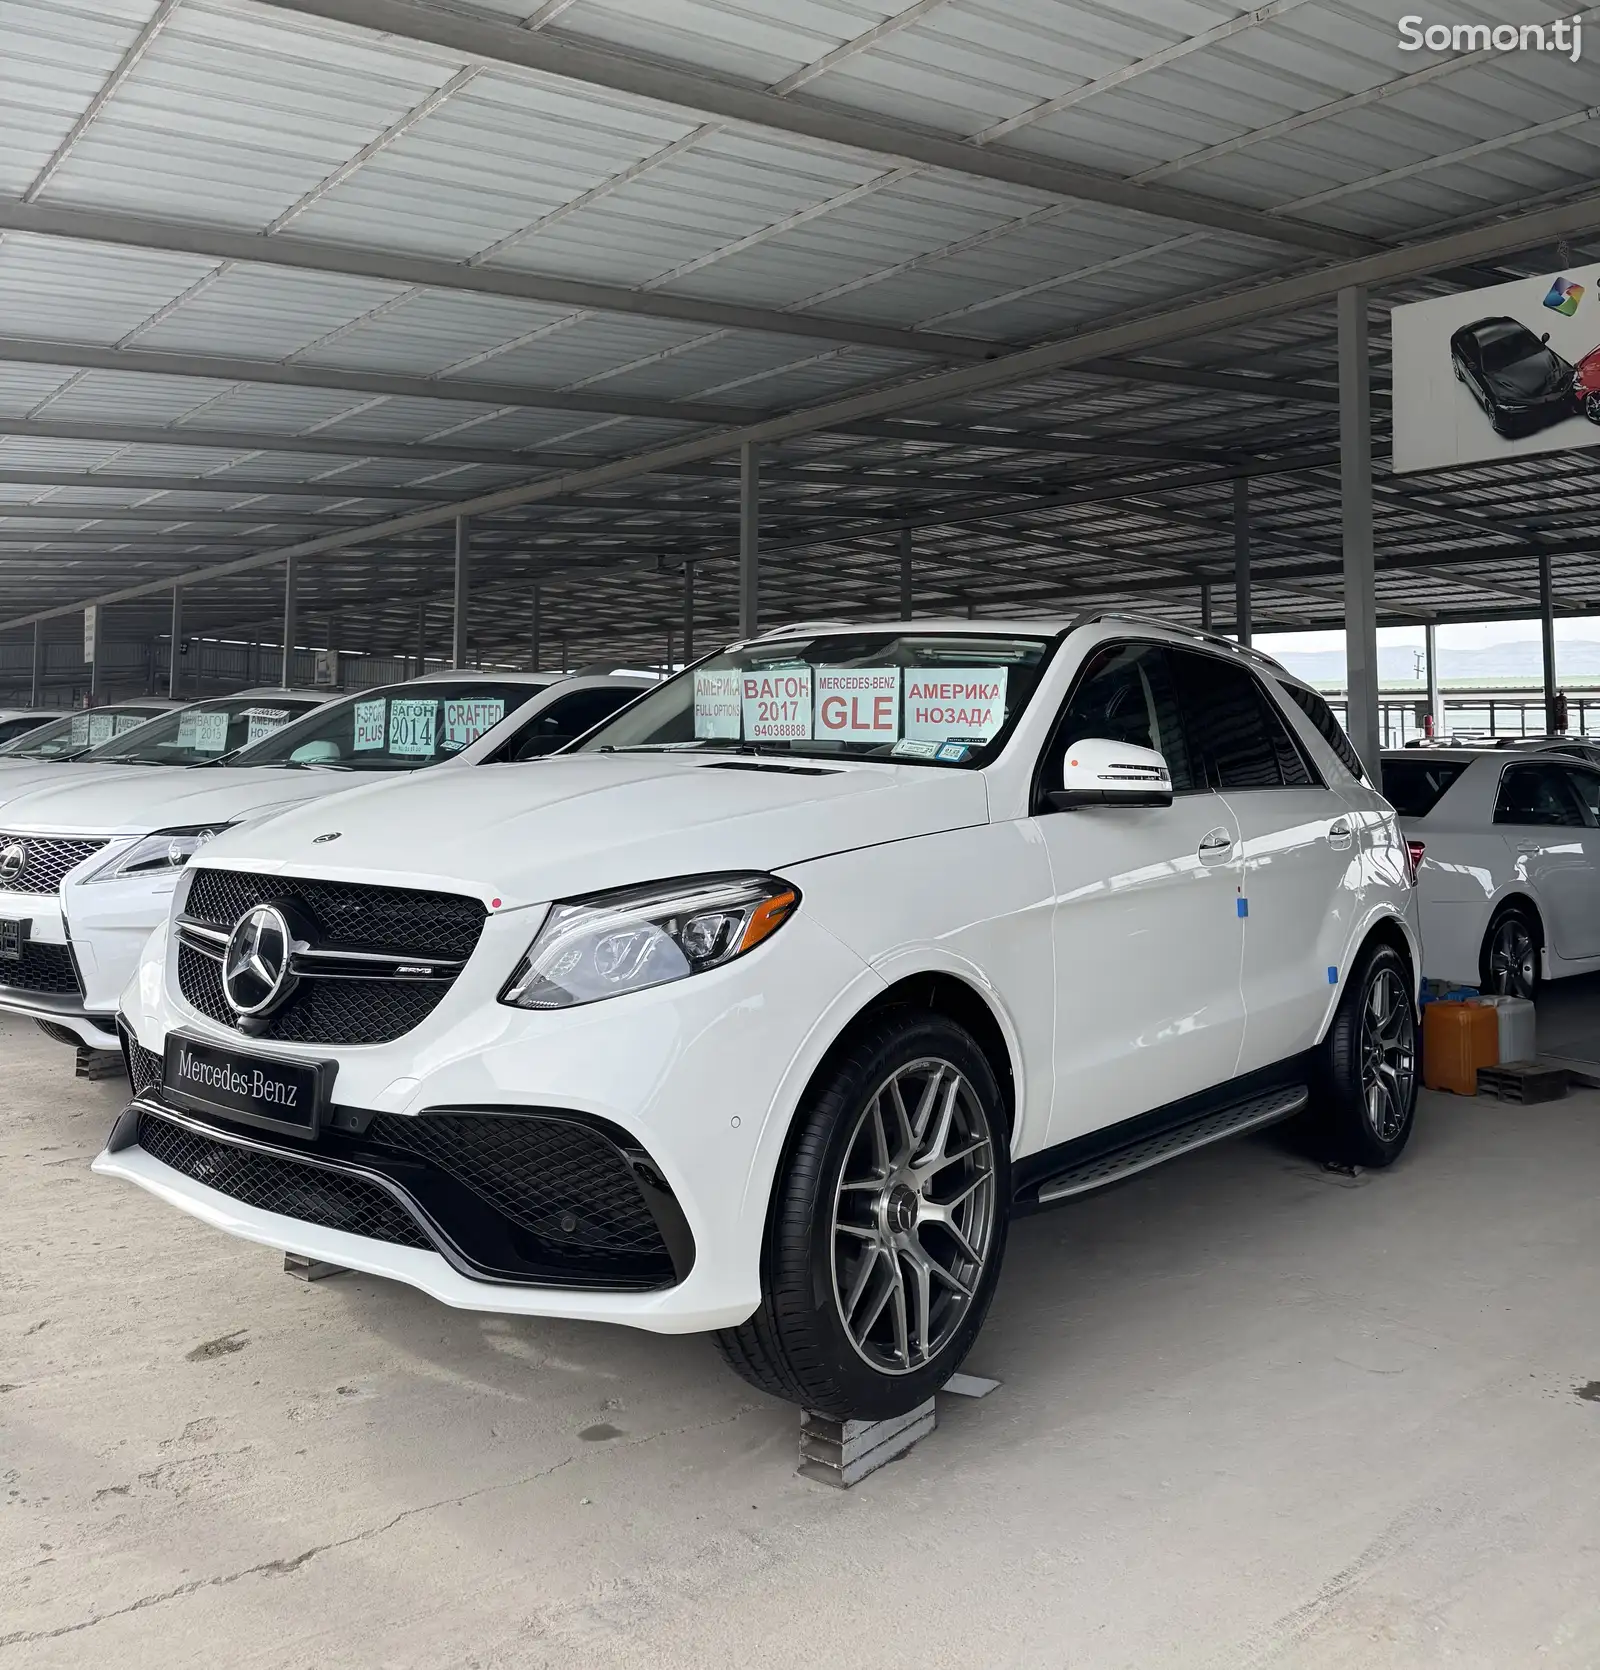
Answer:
[0,918,27,962]
[162,1033,332,1140]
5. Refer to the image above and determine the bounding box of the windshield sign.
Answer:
[83,696,321,767]
[232,682,525,771]
[583,633,1051,765]
[0,706,163,760]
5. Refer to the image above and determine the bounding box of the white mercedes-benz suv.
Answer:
[101,617,1420,1419]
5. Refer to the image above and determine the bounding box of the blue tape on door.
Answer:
[1328,966,1338,984]
[1237,898,1248,918]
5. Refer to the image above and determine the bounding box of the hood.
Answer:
[190,753,991,905]
[1493,349,1570,400]
[0,764,349,837]
[0,761,148,814]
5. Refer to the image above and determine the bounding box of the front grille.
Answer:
[184,869,485,960]
[0,836,108,895]
[178,943,448,1045]
[0,941,82,995]
[177,869,485,1047]
[138,1111,430,1248]
[124,1033,162,1097]
[368,1112,670,1269]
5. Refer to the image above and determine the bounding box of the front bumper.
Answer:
[105,906,885,1332]
[0,886,118,1048]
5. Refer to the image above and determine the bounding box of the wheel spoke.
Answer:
[920,1202,982,1266]
[886,1078,915,1164]
[904,1247,933,1365]
[909,1064,944,1146]
[916,1074,960,1169]
[887,1256,911,1367]
[868,1095,891,1176]
[842,1243,881,1323]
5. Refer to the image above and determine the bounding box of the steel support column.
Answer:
[1539,549,1559,731]
[1339,287,1381,778]
[453,515,471,669]
[1199,581,1213,633]
[682,562,695,662]
[168,587,182,699]
[88,606,103,698]
[530,584,541,673]
[29,621,41,707]
[283,554,299,687]
[1233,475,1251,647]
[899,526,912,620]
[739,443,760,640]
[1424,622,1442,739]
[414,603,427,676]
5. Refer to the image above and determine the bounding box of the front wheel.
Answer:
[1307,943,1418,1167]
[1583,391,1600,425]
[715,1012,1010,1420]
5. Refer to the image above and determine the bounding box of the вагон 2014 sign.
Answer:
[1391,261,1600,474]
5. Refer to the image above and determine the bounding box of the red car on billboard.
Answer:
[1576,345,1600,424]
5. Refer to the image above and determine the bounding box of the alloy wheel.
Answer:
[1488,916,1536,998]
[1585,391,1600,425]
[1360,968,1416,1143]
[829,1057,997,1376]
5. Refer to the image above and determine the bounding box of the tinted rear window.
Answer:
[1381,759,1467,817]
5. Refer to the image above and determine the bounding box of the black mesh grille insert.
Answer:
[138,1112,430,1248]
[0,836,108,895]
[177,943,448,1045]
[367,1112,669,1268]
[124,1034,163,1098]
[0,941,82,995]
[184,869,485,960]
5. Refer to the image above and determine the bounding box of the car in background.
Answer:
[0,699,181,776]
[0,671,647,1052]
[1574,343,1600,424]
[102,617,1419,1421]
[1381,747,1600,999]
[1450,316,1574,438]
[0,709,56,748]
[1495,735,1600,771]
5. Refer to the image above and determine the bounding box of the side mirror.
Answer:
[1541,331,1551,343]
[1048,738,1173,811]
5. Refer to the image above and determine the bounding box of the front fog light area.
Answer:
[501,873,799,1009]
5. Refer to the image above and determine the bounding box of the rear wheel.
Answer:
[715,1012,1010,1420]
[1584,391,1600,425]
[1307,942,1418,1167]
[1480,903,1541,1000]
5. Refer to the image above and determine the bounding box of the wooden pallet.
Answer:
[1476,1061,1569,1105]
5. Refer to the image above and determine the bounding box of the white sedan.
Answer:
[0,671,646,1051]
[1381,747,1600,997]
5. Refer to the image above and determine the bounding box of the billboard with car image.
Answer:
[1391,260,1600,474]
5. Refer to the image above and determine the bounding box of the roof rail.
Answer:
[754,619,855,638]
[1062,611,1289,676]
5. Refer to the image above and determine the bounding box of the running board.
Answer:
[1034,1086,1309,1205]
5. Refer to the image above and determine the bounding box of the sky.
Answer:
[1254,618,1600,679]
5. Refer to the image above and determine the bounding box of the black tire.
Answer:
[1480,901,1542,1000]
[714,1010,1011,1420]
[1306,942,1418,1168]
[34,1019,80,1048]
[1583,391,1600,426]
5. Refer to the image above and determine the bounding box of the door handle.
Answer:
[1516,841,1542,853]
[1328,818,1353,851]
[1198,828,1234,864]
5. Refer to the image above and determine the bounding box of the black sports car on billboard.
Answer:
[1450,316,1574,438]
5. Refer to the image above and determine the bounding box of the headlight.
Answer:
[500,873,799,1010]
[86,824,228,883]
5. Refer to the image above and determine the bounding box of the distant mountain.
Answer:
[1276,641,1600,686]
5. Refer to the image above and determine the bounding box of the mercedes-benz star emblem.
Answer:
[221,904,296,1018]
[0,842,25,887]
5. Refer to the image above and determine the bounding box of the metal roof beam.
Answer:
[0,201,997,364]
[250,0,1378,259]
[7,187,1600,631]
[0,338,750,426]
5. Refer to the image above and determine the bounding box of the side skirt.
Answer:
[1013,1052,1316,1213]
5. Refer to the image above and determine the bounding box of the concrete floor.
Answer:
[3,1007,1599,1670]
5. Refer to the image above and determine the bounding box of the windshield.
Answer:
[578,631,1054,766]
[83,695,324,766]
[229,680,539,771]
[1481,328,1543,373]
[0,705,167,760]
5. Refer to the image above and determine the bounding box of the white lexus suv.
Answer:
[101,618,1420,1419]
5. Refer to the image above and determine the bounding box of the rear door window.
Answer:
[1494,763,1589,827]
[1280,682,1365,780]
